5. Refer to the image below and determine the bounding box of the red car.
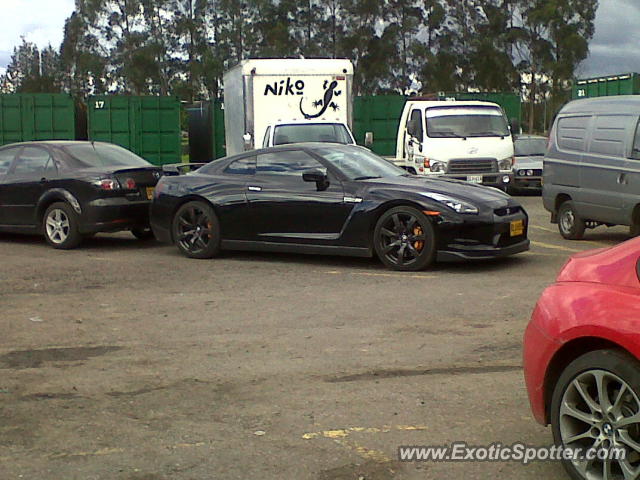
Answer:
[524,236,640,480]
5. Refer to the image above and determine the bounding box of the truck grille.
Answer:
[447,158,497,174]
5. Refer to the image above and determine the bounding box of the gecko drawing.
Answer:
[299,80,342,119]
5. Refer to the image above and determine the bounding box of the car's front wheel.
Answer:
[172,201,220,259]
[373,206,436,271]
[43,202,82,249]
[551,349,640,480]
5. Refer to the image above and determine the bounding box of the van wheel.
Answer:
[558,201,585,240]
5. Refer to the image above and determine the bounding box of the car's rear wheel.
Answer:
[551,349,640,480]
[131,227,154,240]
[172,201,220,259]
[43,202,82,249]
[373,206,436,271]
[558,200,586,240]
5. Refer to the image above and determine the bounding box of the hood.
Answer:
[514,155,544,169]
[361,175,513,208]
[557,237,640,288]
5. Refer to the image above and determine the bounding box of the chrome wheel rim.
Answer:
[45,209,70,244]
[561,208,575,234]
[559,369,640,479]
[378,212,426,266]
[176,205,212,253]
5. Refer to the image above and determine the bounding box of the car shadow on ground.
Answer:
[0,232,166,252]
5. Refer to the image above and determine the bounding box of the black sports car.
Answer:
[151,144,529,271]
[0,141,162,249]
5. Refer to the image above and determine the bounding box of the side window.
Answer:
[262,126,271,148]
[0,147,20,175]
[224,156,256,175]
[632,120,640,159]
[407,109,423,139]
[12,147,52,176]
[587,115,630,158]
[557,116,590,152]
[257,150,324,177]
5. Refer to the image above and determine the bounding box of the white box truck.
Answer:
[223,59,355,156]
[368,99,515,189]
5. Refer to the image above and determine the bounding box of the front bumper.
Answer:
[436,208,529,261]
[79,197,151,234]
[513,175,542,190]
[420,172,513,188]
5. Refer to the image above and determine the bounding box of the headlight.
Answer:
[420,192,479,214]
[498,156,514,171]
[430,161,447,173]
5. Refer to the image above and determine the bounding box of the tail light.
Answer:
[123,178,137,190]
[94,178,120,190]
[423,158,430,168]
[512,156,516,166]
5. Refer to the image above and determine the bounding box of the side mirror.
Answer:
[364,131,374,147]
[243,133,252,150]
[302,169,329,191]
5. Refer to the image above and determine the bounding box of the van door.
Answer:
[579,114,633,224]
[624,118,640,225]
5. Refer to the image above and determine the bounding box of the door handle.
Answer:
[247,186,262,192]
[617,173,628,185]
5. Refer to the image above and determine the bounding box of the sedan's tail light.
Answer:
[94,178,120,190]
[123,178,137,190]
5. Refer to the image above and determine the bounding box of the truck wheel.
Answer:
[374,206,436,271]
[558,201,585,240]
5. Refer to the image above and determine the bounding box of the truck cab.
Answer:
[260,120,355,148]
[389,99,515,188]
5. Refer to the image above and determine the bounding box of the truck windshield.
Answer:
[315,146,405,180]
[59,143,151,168]
[515,137,547,156]
[426,107,510,138]
[273,123,353,145]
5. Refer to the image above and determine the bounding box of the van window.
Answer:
[425,106,509,138]
[557,116,590,152]
[587,115,630,158]
[262,126,271,148]
[632,120,640,160]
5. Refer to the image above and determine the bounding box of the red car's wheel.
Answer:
[551,349,640,480]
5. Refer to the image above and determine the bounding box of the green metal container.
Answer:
[0,93,76,146]
[88,95,181,165]
[436,92,522,125]
[572,73,640,99]
[353,95,406,156]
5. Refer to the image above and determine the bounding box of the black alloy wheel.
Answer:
[172,201,220,259]
[374,206,436,271]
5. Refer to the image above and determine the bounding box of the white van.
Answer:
[379,100,515,188]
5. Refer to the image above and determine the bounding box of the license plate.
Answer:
[510,219,525,237]
[146,187,155,200]
[467,175,483,184]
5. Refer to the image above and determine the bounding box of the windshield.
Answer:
[515,138,547,156]
[59,143,151,168]
[426,107,510,138]
[314,146,405,180]
[273,123,353,145]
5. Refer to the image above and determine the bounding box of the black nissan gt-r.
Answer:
[150,144,529,271]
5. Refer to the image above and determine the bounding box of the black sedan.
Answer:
[151,144,530,271]
[0,141,162,249]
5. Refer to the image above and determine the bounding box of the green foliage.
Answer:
[0,0,599,124]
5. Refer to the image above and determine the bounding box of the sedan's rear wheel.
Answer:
[172,201,220,259]
[43,202,82,249]
[373,206,436,271]
[551,349,640,480]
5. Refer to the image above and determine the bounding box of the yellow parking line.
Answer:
[302,424,428,440]
[333,438,392,463]
[531,241,583,253]
[530,225,556,233]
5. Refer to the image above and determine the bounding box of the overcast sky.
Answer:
[0,0,638,80]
